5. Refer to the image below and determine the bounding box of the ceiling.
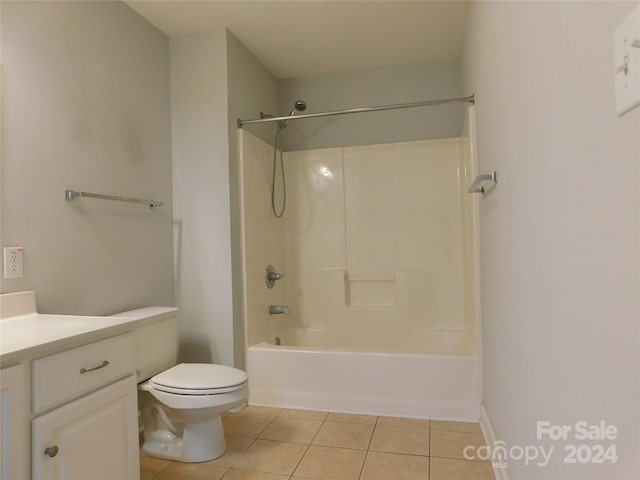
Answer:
[124,1,469,80]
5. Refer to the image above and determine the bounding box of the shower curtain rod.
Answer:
[237,94,475,128]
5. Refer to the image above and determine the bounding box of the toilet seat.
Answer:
[150,363,248,396]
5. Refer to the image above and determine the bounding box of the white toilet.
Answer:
[113,307,248,463]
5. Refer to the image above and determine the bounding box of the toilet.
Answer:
[112,307,248,463]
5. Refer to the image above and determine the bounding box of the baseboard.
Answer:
[480,404,509,480]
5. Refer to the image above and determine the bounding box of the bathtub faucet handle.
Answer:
[266,265,285,288]
[269,305,289,315]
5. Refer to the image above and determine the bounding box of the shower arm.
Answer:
[237,95,475,128]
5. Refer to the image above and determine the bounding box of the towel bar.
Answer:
[65,189,163,208]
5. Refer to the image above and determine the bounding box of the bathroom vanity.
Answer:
[0,291,177,480]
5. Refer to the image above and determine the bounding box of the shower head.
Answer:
[280,100,307,128]
[288,100,307,116]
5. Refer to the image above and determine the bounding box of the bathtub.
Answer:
[247,327,481,421]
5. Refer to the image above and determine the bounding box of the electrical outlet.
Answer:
[4,247,24,279]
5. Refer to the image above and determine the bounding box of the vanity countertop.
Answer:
[0,292,177,364]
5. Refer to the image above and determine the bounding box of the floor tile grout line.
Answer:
[288,425,319,478]
[217,465,232,480]
[295,435,372,480]
[222,412,284,474]
[432,456,494,464]
[311,423,376,451]
[227,435,258,469]
[146,457,172,480]
[290,410,329,476]
[244,410,325,478]
[353,418,378,480]
[362,449,431,458]
[311,412,328,444]
[366,422,376,450]
[357,450,371,480]
[260,413,327,446]
[289,443,312,477]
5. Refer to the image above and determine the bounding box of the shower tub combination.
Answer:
[239,104,482,421]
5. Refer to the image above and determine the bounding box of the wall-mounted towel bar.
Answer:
[468,171,498,196]
[64,189,163,208]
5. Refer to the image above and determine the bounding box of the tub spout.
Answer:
[269,305,289,315]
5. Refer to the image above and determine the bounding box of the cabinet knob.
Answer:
[44,446,59,457]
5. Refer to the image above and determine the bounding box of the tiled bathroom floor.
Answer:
[140,406,496,480]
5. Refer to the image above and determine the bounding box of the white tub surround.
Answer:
[240,106,482,419]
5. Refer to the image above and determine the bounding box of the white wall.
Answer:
[171,29,277,368]
[227,32,278,150]
[1,1,174,315]
[463,2,639,478]
[171,29,232,365]
[227,31,279,368]
[278,59,466,151]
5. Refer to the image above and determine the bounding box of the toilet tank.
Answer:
[111,307,178,382]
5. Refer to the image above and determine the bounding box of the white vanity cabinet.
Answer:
[30,334,140,480]
[0,364,30,480]
[32,376,139,480]
[0,291,178,480]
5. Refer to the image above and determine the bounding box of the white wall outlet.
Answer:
[3,247,24,279]
[614,3,640,116]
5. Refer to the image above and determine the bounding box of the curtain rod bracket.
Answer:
[467,171,498,196]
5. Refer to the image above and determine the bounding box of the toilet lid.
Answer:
[151,363,247,394]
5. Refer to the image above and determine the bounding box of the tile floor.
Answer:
[140,406,496,480]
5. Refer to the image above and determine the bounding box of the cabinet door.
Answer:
[0,364,30,480]
[32,376,140,480]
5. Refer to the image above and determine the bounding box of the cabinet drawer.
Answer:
[33,333,135,413]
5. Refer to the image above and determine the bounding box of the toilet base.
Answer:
[142,414,227,462]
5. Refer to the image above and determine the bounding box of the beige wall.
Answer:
[0,1,174,315]
[464,1,639,478]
